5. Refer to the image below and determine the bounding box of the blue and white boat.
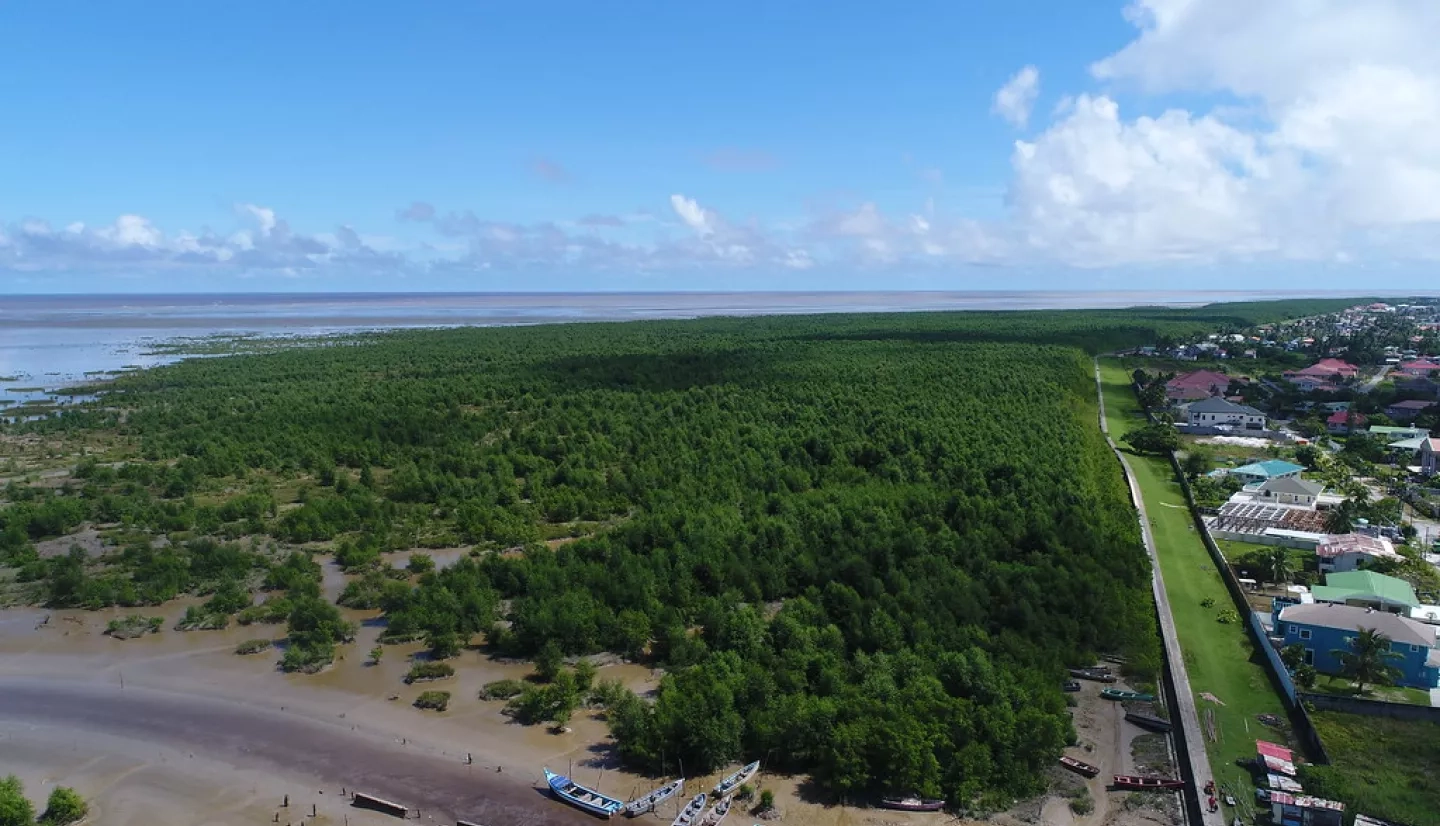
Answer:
[546,767,626,819]
[712,761,759,798]
[625,778,684,817]
[671,793,708,826]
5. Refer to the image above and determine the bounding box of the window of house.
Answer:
[1299,628,1311,640]
[1412,644,1422,653]
[1303,648,1314,665]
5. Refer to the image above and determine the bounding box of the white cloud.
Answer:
[1009,0,1440,265]
[669,194,714,235]
[994,66,1041,128]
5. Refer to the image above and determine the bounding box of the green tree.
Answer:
[1123,422,1180,455]
[535,640,564,682]
[40,787,87,826]
[1294,663,1317,690]
[1294,444,1322,470]
[1281,643,1306,670]
[1332,627,1404,695]
[1324,501,1357,535]
[1182,449,1214,480]
[0,775,35,826]
[407,553,435,574]
[1262,547,1295,585]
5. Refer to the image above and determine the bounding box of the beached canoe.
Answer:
[699,795,732,826]
[1063,680,1082,692]
[1112,775,1185,791]
[671,794,708,826]
[1068,668,1117,683]
[625,778,685,817]
[1124,712,1173,732]
[713,761,760,798]
[1059,756,1100,778]
[1100,688,1155,702]
[546,767,625,819]
[879,797,946,812]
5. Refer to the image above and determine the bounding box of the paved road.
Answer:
[1095,361,1222,826]
[1361,366,1392,393]
[0,677,591,826]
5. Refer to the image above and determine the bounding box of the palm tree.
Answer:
[1263,547,1294,586]
[1332,627,1404,695]
[1324,501,1356,535]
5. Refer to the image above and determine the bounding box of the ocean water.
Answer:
[0,289,1361,405]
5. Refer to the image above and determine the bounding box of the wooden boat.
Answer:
[671,793,708,826]
[699,796,732,826]
[625,778,684,817]
[879,797,946,812]
[1059,756,1100,778]
[545,768,625,819]
[1063,680,1082,692]
[1068,667,1116,683]
[1100,688,1155,702]
[1125,712,1173,732]
[1112,775,1186,791]
[713,761,760,798]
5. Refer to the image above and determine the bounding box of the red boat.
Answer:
[879,797,946,812]
[1112,775,1186,791]
[1060,756,1100,778]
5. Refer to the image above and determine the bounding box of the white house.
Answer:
[1258,476,1325,507]
[1315,534,1403,574]
[1423,438,1440,477]
[1186,396,1267,430]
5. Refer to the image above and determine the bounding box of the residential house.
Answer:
[1315,534,1403,574]
[1311,570,1419,613]
[1257,476,1326,507]
[1368,425,1430,442]
[1222,459,1305,485]
[1384,399,1436,421]
[1185,396,1266,430]
[1272,602,1440,689]
[1165,369,1232,402]
[1396,358,1440,378]
[1285,359,1359,391]
[1422,437,1440,477]
[1326,410,1366,434]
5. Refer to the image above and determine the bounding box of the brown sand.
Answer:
[0,597,1180,826]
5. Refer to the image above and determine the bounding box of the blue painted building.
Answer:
[1273,602,1440,689]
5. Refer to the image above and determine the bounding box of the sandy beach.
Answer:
[0,580,1180,826]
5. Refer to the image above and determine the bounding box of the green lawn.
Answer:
[1308,674,1434,707]
[1303,712,1440,826]
[1098,360,1291,797]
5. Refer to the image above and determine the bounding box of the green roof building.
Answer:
[1311,570,1420,613]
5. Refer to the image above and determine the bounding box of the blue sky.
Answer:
[3,1,1439,293]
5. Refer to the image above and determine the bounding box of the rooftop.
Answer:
[1315,534,1399,561]
[1278,603,1433,648]
[1231,459,1304,478]
[1259,476,1325,497]
[1316,570,1418,607]
[1188,396,1264,415]
[1167,369,1231,388]
[1387,399,1435,411]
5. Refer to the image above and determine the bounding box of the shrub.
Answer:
[415,690,451,711]
[0,774,36,826]
[1200,597,1215,608]
[235,638,273,655]
[40,786,87,825]
[404,661,456,683]
[280,641,335,673]
[479,679,526,700]
[1070,791,1094,815]
[758,789,775,812]
[174,605,230,631]
[736,783,754,802]
[105,615,163,639]
[1216,609,1239,624]
[407,553,435,574]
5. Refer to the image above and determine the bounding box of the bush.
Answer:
[1216,609,1239,624]
[736,783,754,802]
[407,553,435,574]
[105,615,163,639]
[404,661,456,683]
[757,789,775,812]
[1070,791,1094,815]
[40,786,87,825]
[0,774,36,826]
[235,638,273,655]
[175,604,230,631]
[1200,597,1215,608]
[415,690,451,711]
[479,679,526,700]
[280,641,335,673]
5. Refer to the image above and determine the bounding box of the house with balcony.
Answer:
[1272,602,1440,689]
[1185,396,1267,430]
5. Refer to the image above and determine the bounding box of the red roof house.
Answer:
[1286,359,1359,390]
[1326,410,1366,434]
[1397,359,1440,378]
[1165,369,1232,401]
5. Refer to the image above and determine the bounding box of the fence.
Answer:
[1133,379,1331,764]
[1299,692,1440,722]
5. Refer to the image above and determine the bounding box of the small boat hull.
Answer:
[1101,688,1156,702]
[712,761,760,798]
[879,798,946,812]
[1060,756,1100,778]
[1069,668,1117,683]
[546,768,625,819]
[625,779,684,817]
[671,793,708,826]
[1112,775,1186,792]
[1125,712,1173,732]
